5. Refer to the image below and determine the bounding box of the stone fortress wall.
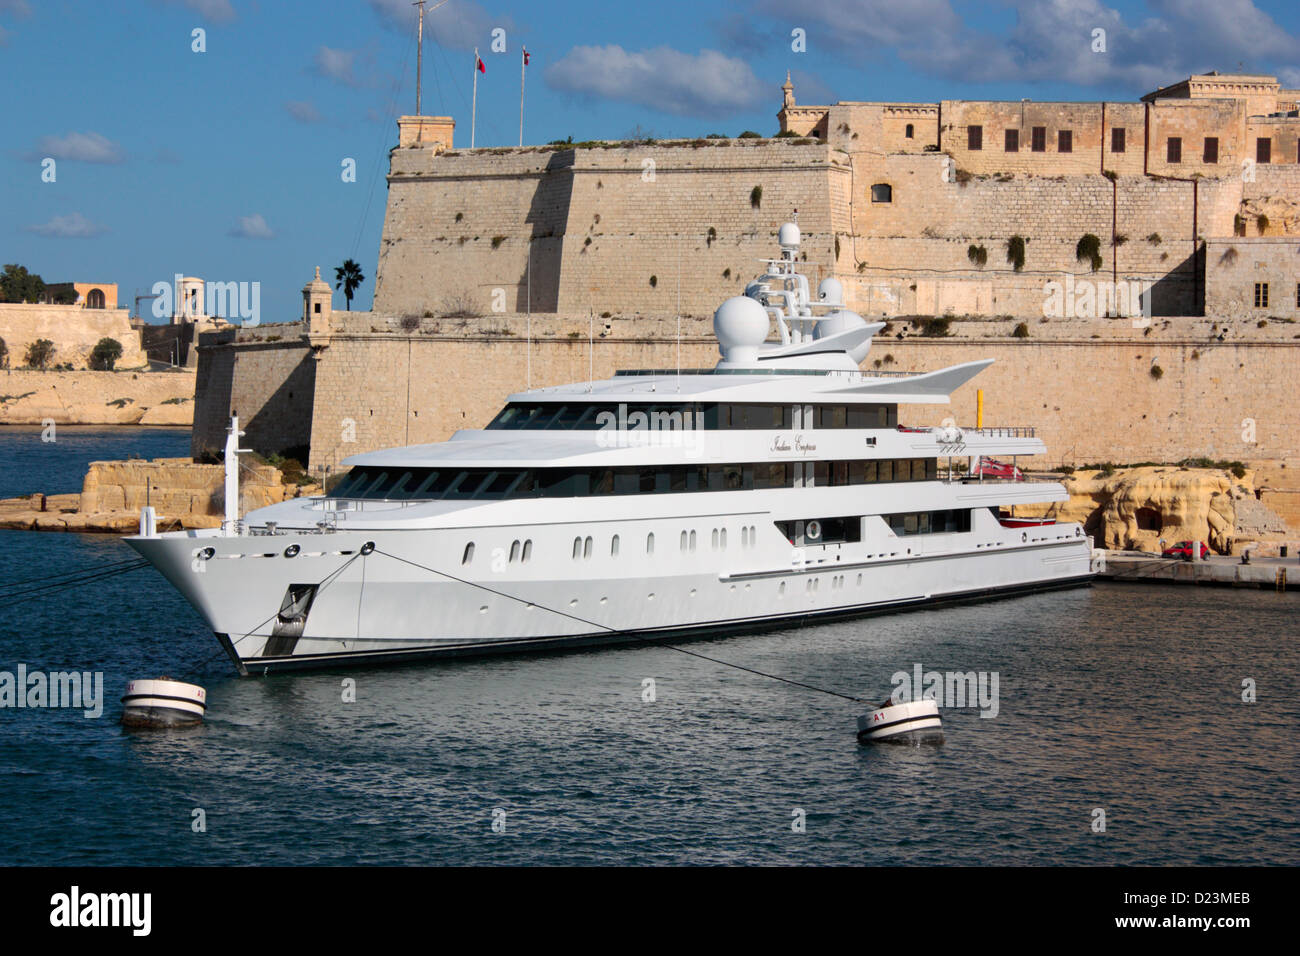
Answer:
[0,303,147,369]
[191,71,1300,482]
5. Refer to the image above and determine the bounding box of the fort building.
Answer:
[190,71,1300,485]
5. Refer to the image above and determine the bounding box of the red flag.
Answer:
[523,48,530,66]
[476,55,486,73]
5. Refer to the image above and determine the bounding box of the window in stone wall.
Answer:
[1254,283,1269,308]
[1031,127,1046,152]
[1058,129,1073,153]
[870,183,893,203]
[905,123,914,138]
[1203,137,1219,163]
[1256,138,1271,164]
[1111,128,1125,152]
[1166,137,1182,163]
[968,125,982,150]
[1004,129,1019,152]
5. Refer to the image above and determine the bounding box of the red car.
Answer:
[1162,540,1209,559]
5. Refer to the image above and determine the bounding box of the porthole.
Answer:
[611,534,620,557]
[573,537,582,560]
[283,544,300,558]
[647,532,655,554]
[584,536,593,559]
[522,540,532,562]
[462,542,475,565]
[509,540,520,562]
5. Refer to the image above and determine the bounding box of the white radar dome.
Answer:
[818,277,844,307]
[814,308,873,364]
[714,295,771,364]
[778,222,801,250]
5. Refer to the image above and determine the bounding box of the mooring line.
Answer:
[0,561,151,607]
[372,548,865,704]
[180,550,366,677]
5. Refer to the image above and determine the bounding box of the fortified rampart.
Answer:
[191,70,1300,481]
[0,303,147,368]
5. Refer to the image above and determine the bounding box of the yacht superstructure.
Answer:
[127,223,1094,675]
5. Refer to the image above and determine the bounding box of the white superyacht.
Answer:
[128,224,1094,675]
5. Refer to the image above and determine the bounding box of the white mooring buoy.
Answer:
[857,698,943,745]
[120,677,207,729]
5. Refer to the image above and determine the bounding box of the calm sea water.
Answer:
[0,429,1296,866]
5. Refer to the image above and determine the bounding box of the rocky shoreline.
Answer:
[0,457,316,533]
[0,369,195,426]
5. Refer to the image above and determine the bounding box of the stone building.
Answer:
[191,71,1300,476]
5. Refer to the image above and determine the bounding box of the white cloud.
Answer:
[546,45,766,117]
[285,100,324,124]
[368,0,511,50]
[229,214,274,240]
[33,131,125,164]
[756,0,1300,94]
[158,0,235,23]
[25,212,108,239]
[314,45,359,86]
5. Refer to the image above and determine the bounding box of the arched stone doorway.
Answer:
[86,288,106,309]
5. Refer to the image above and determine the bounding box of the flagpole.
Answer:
[471,47,479,149]
[519,48,526,147]
[413,1,424,115]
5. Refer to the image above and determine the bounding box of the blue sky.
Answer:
[3,0,1298,321]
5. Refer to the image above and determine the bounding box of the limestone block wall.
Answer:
[940,101,1148,178]
[886,337,1295,466]
[843,159,1240,316]
[1204,238,1300,319]
[279,311,1300,472]
[374,141,847,321]
[555,143,845,316]
[0,303,146,368]
[190,324,316,461]
[80,457,288,516]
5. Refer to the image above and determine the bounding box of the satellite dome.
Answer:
[714,296,770,364]
[814,308,873,364]
[778,222,801,250]
[818,277,844,307]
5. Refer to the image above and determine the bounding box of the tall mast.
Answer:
[413,1,424,115]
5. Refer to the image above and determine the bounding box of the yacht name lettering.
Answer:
[770,434,817,454]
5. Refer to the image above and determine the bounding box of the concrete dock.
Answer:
[1096,552,1298,591]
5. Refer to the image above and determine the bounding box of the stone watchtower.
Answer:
[303,266,333,346]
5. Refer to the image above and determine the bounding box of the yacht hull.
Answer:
[126,526,1094,676]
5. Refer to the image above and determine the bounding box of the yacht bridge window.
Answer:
[486,402,897,431]
[327,457,937,501]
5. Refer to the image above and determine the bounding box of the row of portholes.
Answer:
[463,539,534,566]
[777,571,865,597]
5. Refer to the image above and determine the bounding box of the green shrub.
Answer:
[1006,236,1026,272]
[89,337,123,371]
[1076,234,1103,272]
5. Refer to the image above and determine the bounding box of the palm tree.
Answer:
[334,259,365,311]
